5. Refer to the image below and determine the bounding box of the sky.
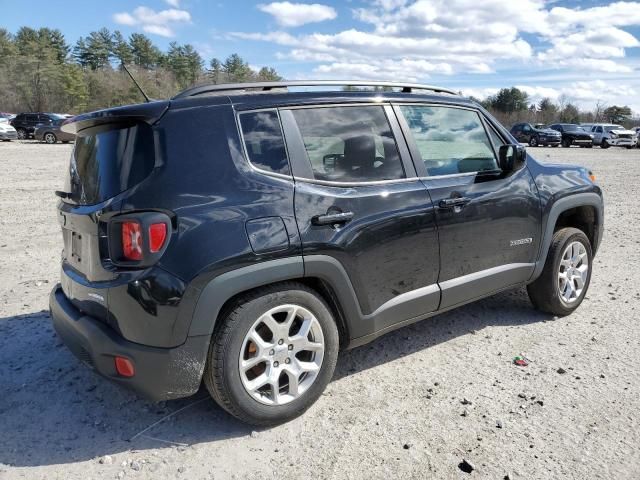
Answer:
[2,0,640,112]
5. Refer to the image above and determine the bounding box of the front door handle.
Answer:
[312,211,354,226]
[438,197,471,209]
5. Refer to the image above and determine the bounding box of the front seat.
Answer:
[336,134,376,180]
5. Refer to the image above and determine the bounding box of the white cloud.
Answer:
[234,0,640,81]
[258,2,337,27]
[112,6,191,37]
[165,0,181,7]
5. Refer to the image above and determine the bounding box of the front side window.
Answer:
[239,111,290,175]
[399,105,499,176]
[291,106,405,182]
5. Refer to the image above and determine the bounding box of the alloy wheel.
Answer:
[45,133,56,144]
[239,304,325,406]
[558,241,589,304]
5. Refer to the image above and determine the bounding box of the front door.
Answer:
[282,104,440,338]
[395,104,541,309]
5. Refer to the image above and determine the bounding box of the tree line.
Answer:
[0,27,282,114]
[473,87,635,128]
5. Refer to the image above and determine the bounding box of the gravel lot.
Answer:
[1,141,639,479]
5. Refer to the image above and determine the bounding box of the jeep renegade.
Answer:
[50,81,604,426]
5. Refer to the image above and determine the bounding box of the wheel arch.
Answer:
[531,193,603,281]
[187,256,359,349]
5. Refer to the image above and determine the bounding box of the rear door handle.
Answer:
[312,211,354,226]
[438,197,471,209]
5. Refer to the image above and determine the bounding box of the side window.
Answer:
[239,111,290,175]
[596,126,603,133]
[399,105,500,176]
[523,124,531,132]
[290,106,405,182]
[486,124,505,150]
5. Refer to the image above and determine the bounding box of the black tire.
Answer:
[16,128,27,140]
[529,136,539,147]
[561,138,572,148]
[527,227,593,316]
[204,282,339,426]
[551,144,559,147]
[586,145,593,148]
[44,132,57,144]
[600,139,610,149]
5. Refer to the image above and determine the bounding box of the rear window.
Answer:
[63,123,155,205]
[239,111,290,175]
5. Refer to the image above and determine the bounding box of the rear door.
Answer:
[395,104,540,309]
[282,104,440,338]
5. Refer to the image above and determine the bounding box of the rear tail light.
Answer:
[121,221,143,260]
[109,212,172,266]
[149,223,167,253]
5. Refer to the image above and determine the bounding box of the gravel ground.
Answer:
[1,140,639,480]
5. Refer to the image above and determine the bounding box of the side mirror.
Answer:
[498,144,526,173]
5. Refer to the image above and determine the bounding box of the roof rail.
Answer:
[171,80,459,99]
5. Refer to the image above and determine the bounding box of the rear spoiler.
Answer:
[61,101,170,134]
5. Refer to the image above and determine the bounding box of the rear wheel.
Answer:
[527,228,592,316]
[16,128,27,140]
[204,282,339,426]
[44,132,57,144]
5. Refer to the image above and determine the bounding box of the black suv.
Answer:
[10,112,69,139]
[50,81,604,426]
[549,123,594,148]
[510,122,561,147]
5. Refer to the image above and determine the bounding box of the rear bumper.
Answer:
[50,285,209,401]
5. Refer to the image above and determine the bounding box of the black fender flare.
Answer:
[530,192,604,281]
[188,256,304,337]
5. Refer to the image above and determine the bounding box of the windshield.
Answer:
[564,125,583,132]
[63,123,156,205]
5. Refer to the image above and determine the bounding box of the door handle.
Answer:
[312,211,354,226]
[438,197,471,209]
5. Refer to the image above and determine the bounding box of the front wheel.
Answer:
[204,282,339,426]
[44,132,57,144]
[527,227,592,316]
[529,136,539,147]
[601,140,610,149]
[561,138,572,148]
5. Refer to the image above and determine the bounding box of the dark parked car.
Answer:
[10,112,69,139]
[50,81,603,426]
[34,118,76,144]
[510,122,561,147]
[549,123,594,148]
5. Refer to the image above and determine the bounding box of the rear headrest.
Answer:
[342,135,376,172]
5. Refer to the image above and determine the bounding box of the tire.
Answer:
[551,144,559,147]
[204,282,339,426]
[44,132,57,144]
[529,136,539,147]
[16,128,27,140]
[562,138,572,148]
[527,227,593,316]
[600,139,610,149]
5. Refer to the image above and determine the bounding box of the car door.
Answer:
[592,126,603,144]
[394,103,541,310]
[280,104,440,338]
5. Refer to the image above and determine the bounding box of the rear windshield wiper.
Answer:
[55,190,73,199]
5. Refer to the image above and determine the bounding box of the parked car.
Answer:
[50,80,603,426]
[589,123,636,149]
[0,112,14,121]
[634,127,640,148]
[510,122,561,147]
[0,121,18,141]
[10,112,69,139]
[549,123,594,148]
[34,118,76,144]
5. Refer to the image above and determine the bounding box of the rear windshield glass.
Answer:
[63,123,155,205]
